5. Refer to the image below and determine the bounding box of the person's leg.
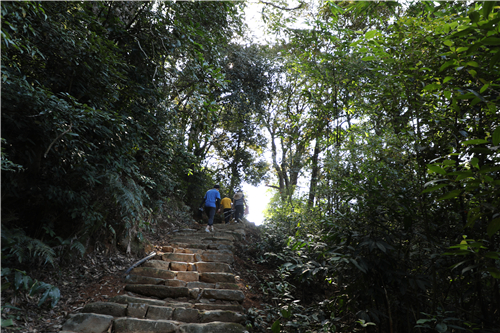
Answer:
[205,206,216,231]
[224,209,231,224]
[234,206,240,222]
[207,206,216,225]
[235,206,244,222]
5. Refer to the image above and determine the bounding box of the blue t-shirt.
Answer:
[204,189,221,208]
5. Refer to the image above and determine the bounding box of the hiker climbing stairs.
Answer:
[60,223,250,333]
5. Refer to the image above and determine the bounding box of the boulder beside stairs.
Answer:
[60,223,252,333]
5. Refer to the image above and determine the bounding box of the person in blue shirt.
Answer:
[201,184,221,232]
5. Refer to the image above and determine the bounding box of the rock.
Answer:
[124,284,189,298]
[82,302,127,317]
[176,271,199,282]
[194,303,245,312]
[114,318,177,333]
[195,262,231,273]
[125,274,165,285]
[179,322,248,333]
[61,313,113,333]
[200,252,234,264]
[215,282,240,290]
[109,295,166,306]
[131,267,175,279]
[201,289,245,302]
[199,310,245,323]
[173,308,200,323]
[170,261,188,271]
[186,282,215,289]
[146,305,174,320]
[162,253,196,262]
[142,260,170,270]
[165,279,187,287]
[127,303,148,318]
[200,273,235,283]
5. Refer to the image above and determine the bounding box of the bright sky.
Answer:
[237,2,272,226]
[242,183,273,226]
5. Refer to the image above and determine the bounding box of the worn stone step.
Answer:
[195,262,232,273]
[125,285,189,298]
[62,313,113,333]
[169,242,234,252]
[162,253,197,263]
[131,267,175,279]
[198,289,245,302]
[141,259,170,269]
[113,318,247,333]
[179,322,247,333]
[170,233,235,240]
[193,303,245,313]
[110,295,166,306]
[174,271,200,282]
[200,272,235,283]
[114,318,178,333]
[141,261,231,274]
[82,301,127,317]
[199,251,234,264]
[124,284,244,303]
[125,274,165,285]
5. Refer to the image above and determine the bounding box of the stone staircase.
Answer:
[60,224,250,333]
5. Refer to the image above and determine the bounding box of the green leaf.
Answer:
[271,319,281,333]
[480,83,490,93]
[365,30,377,39]
[462,139,488,145]
[443,76,453,84]
[1,319,15,327]
[492,126,500,145]
[439,60,455,72]
[422,183,448,194]
[361,56,376,61]
[427,164,447,175]
[424,83,440,92]
[437,189,462,201]
[455,171,473,181]
[487,218,500,237]
[469,11,480,23]
[484,252,500,260]
[443,40,453,47]
[482,37,500,45]
[487,267,500,279]
[482,1,495,18]
[436,323,448,333]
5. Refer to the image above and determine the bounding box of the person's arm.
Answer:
[216,197,221,211]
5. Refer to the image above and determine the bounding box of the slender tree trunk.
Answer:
[308,139,321,208]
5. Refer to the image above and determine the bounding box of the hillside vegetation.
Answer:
[2,1,499,332]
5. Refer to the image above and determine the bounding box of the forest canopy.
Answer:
[1,1,499,332]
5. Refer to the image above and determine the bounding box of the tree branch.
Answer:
[44,123,72,158]
[259,1,305,11]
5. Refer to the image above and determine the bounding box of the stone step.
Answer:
[81,302,245,324]
[138,261,233,274]
[124,285,245,303]
[115,318,247,333]
[167,241,234,250]
[130,267,175,279]
[60,221,251,333]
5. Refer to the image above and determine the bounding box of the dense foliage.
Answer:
[2,1,499,332]
[1,0,270,317]
[248,1,500,332]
